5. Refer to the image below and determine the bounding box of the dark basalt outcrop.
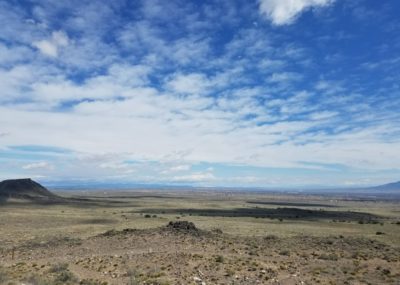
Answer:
[166,221,198,231]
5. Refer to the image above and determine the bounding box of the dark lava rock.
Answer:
[167,221,198,231]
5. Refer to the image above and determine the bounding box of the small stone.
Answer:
[193,276,202,282]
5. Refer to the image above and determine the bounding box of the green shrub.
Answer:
[215,255,225,263]
[55,270,77,283]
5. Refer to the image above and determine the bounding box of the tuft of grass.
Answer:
[46,263,77,284]
[54,270,78,283]
[0,267,8,284]
[318,253,338,261]
[48,263,69,273]
[25,275,53,285]
[264,234,278,241]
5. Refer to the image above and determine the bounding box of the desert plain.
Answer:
[0,189,399,285]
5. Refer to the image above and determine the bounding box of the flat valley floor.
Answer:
[0,190,399,285]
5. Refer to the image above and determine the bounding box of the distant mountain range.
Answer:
[369,181,400,191]
[1,178,399,197]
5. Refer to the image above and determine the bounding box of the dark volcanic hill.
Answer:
[0,178,58,200]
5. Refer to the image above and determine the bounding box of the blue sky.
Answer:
[0,0,399,188]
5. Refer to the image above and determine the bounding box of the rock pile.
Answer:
[166,221,198,232]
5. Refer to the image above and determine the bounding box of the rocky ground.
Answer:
[0,221,399,285]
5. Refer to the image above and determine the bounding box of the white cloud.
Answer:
[33,40,57,57]
[160,164,191,174]
[32,31,69,57]
[166,73,210,95]
[1,85,400,172]
[99,162,136,174]
[1,0,400,187]
[258,0,334,25]
[52,31,69,46]
[99,162,128,170]
[22,161,53,170]
[169,165,191,172]
[172,172,215,183]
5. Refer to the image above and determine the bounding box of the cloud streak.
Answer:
[258,0,334,25]
[22,161,53,170]
[0,0,399,187]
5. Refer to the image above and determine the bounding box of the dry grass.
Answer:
[0,190,399,284]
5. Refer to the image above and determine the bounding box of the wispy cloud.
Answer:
[172,172,215,183]
[22,161,53,170]
[258,0,335,25]
[0,0,399,187]
[32,31,69,57]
